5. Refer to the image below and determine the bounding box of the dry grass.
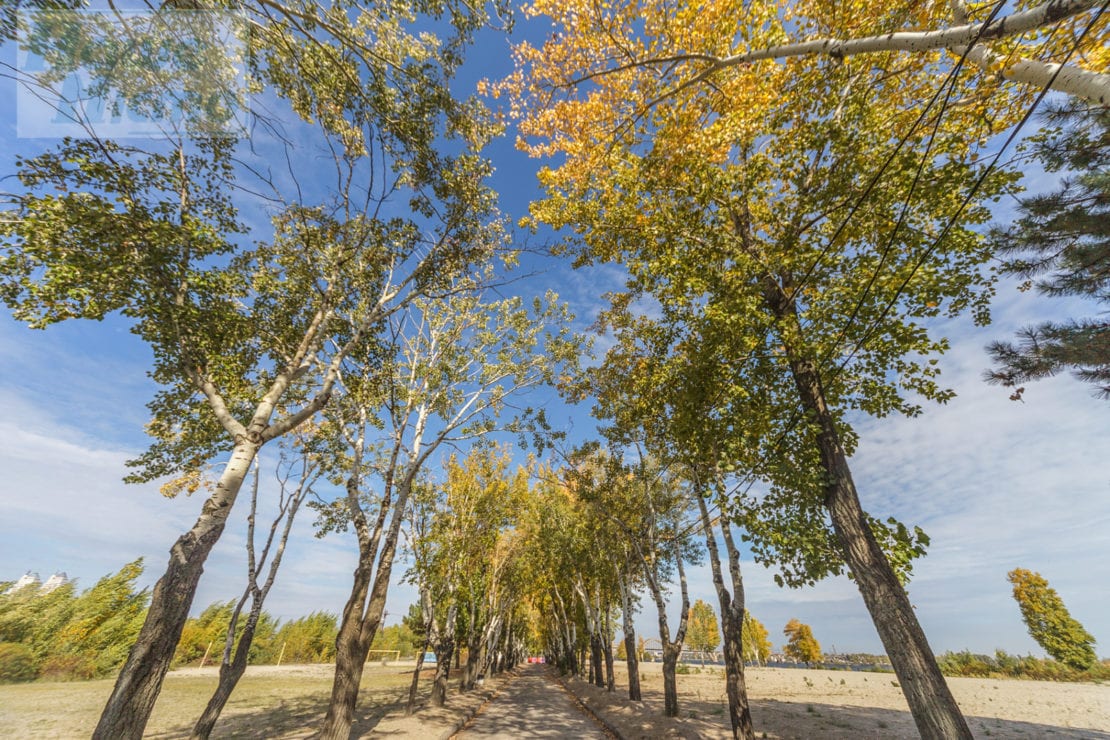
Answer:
[0,663,419,739]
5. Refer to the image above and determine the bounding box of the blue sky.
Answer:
[1,4,1107,660]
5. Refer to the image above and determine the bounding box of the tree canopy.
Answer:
[1008,568,1097,670]
[783,618,822,665]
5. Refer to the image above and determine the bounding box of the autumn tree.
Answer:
[986,103,1110,400]
[3,2,511,737]
[741,613,771,666]
[425,449,530,695]
[1007,568,1097,670]
[499,1,1108,736]
[560,447,633,692]
[599,455,699,717]
[406,481,464,709]
[269,612,337,664]
[0,560,149,680]
[686,599,720,664]
[566,454,649,701]
[0,560,150,681]
[516,474,580,675]
[783,619,822,666]
[0,576,79,667]
[517,459,628,693]
[313,280,578,738]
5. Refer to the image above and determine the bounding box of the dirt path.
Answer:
[454,664,611,739]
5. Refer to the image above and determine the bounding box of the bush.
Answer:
[675,662,691,674]
[0,642,38,683]
[267,612,338,664]
[938,650,1110,682]
[38,653,98,681]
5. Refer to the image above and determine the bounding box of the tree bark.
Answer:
[405,641,428,715]
[762,277,972,740]
[695,493,754,739]
[431,605,458,707]
[320,461,415,738]
[431,647,453,706]
[93,441,259,740]
[590,632,605,688]
[603,607,615,692]
[319,554,374,740]
[461,629,482,691]
[720,610,751,738]
[661,644,680,718]
[617,569,642,701]
[190,620,254,740]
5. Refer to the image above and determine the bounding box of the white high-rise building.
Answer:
[4,571,41,595]
[40,572,69,593]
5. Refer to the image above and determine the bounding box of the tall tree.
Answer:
[686,599,720,664]
[986,103,1110,399]
[600,455,698,717]
[782,619,822,666]
[426,450,529,695]
[561,448,626,692]
[517,471,588,677]
[1007,568,1097,670]
[741,613,771,666]
[574,324,777,739]
[314,281,577,739]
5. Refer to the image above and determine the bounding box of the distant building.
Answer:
[40,572,69,593]
[4,571,41,595]
[3,571,70,595]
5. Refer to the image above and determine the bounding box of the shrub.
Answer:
[0,642,38,682]
[39,653,98,681]
[937,650,1110,682]
[267,612,338,664]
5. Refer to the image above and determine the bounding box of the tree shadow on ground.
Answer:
[570,676,1110,740]
[145,683,412,739]
[730,697,1110,739]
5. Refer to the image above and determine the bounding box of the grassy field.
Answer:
[0,663,420,739]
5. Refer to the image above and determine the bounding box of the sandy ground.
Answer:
[3,661,1107,738]
[451,663,610,739]
[563,662,1110,739]
[0,662,487,739]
